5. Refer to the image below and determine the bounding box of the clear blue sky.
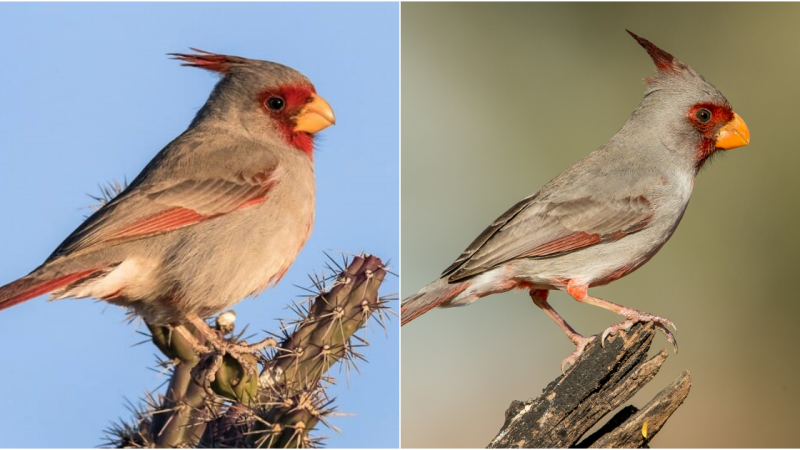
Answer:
[0,2,398,448]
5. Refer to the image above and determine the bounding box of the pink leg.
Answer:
[566,280,678,352]
[529,289,595,373]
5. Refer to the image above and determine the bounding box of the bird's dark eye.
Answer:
[695,108,712,123]
[266,96,285,111]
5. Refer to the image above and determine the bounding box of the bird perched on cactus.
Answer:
[0,49,335,358]
[402,30,750,372]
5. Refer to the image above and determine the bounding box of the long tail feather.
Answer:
[0,269,100,312]
[401,278,470,326]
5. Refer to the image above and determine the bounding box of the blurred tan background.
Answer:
[401,3,800,448]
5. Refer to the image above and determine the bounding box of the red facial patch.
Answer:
[258,84,318,156]
[687,102,734,169]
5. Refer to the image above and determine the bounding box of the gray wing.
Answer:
[46,131,280,263]
[442,193,654,282]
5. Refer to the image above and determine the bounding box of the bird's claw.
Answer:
[655,322,679,353]
[561,334,595,374]
[200,353,225,388]
[197,334,278,380]
[600,319,635,347]
[599,312,678,353]
[218,337,277,377]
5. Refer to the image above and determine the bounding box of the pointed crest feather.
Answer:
[168,48,246,74]
[626,30,682,74]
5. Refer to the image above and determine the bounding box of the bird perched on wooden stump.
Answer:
[402,30,750,373]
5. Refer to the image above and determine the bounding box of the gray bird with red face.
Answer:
[0,50,335,333]
[401,31,750,372]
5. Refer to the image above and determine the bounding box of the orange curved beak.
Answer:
[294,94,335,134]
[715,112,750,150]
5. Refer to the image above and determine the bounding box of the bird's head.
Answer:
[171,49,335,157]
[626,30,750,172]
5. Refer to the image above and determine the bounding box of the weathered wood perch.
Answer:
[487,322,691,448]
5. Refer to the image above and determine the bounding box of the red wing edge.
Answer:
[0,269,102,312]
[106,179,277,241]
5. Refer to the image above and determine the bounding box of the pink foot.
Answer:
[528,289,599,374]
[600,308,678,353]
[561,334,596,374]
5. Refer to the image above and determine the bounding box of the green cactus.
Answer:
[102,254,392,448]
